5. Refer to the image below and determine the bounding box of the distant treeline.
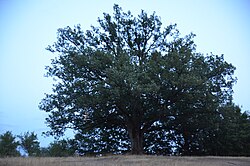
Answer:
[0,131,76,157]
[1,107,250,158]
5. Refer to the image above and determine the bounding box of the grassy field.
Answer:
[0,155,249,166]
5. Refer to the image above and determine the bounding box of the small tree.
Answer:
[0,131,20,157]
[214,104,250,156]
[48,139,77,157]
[18,132,40,156]
[39,147,50,157]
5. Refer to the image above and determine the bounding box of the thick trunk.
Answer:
[128,127,144,155]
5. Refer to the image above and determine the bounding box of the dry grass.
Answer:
[0,155,249,166]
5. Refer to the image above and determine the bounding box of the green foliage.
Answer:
[39,4,246,155]
[74,127,130,155]
[0,131,20,157]
[172,104,250,156]
[214,104,250,156]
[47,139,77,157]
[18,132,40,156]
[39,147,50,157]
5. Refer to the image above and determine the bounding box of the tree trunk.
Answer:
[128,127,144,155]
[182,130,190,155]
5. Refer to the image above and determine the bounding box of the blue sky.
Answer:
[0,0,249,147]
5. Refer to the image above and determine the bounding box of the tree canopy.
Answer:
[0,131,19,157]
[18,132,40,156]
[39,4,249,155]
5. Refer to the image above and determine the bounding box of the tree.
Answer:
[0,131,20,157]
[18,132,40,156]
[39,147,50,157]
[39,4,236,154]
[238,111,250,156]
[212,104,250,156]
[47,139,77,157]
[173,103,250,156]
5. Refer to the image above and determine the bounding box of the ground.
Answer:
[0,155,249,166]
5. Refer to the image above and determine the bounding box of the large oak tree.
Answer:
[40,4,236,154]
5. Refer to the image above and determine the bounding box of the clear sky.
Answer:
[0,0,249,147]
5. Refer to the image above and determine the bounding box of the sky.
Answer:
[0,0,249,147]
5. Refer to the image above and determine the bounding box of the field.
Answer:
[0,155,249,166]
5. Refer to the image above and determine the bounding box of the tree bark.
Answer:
[182,130,190,155]
[128,127,144,155]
